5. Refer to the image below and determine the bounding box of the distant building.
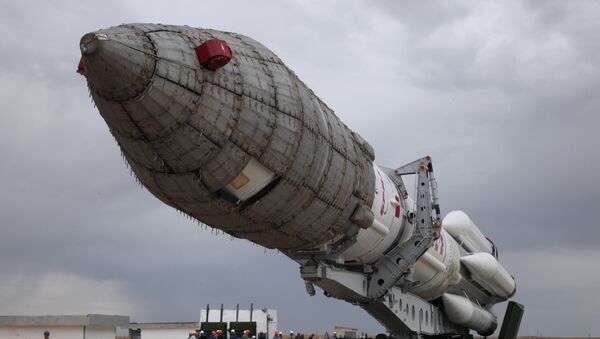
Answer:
[334,325,359,339]
[0,307,278,339]
[0,314,129,339]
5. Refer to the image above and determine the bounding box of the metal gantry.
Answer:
[368,156,442,298]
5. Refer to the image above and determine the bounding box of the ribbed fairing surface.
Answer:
[85,24,375,250]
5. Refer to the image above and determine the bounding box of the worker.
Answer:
[211,330,217,339]
[218,329,224,339]
[189,331,198,339]
[242,329,250,339]
[332,332,337,339]
[43,330,50,339]
[200,330,206,339]
[259,331,266,339]
[289,331,294,339]
[231,329,238,339]
[273,330,279,339]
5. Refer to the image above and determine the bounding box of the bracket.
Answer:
[367,156,442,298]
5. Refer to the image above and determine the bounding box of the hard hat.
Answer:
[290,331,294,334]
[218,330,223,334]
[44,331,50,336]
[212,331,216,335]
[201,331,205,334]
[232,330,236,333]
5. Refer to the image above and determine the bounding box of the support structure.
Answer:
[498,301,525,339]
[301,262,463,338]
[300,157,461,338]
[368,157,442,298]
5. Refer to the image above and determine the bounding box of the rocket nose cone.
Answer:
[80,27,155,102]
[80,32,102,55]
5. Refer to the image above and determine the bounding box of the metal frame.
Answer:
[368,156,442,298]
[300,262,463,338]
[299,156,466,338]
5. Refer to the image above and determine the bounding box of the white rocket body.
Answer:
[461,253,517,298]
[334,165,515,306]
[337,165,406,264]
[332,165,516,334]
[443,210,493,254]
[442,293,498,335]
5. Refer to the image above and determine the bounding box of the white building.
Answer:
[129,322,198,339]
[0,314,129,339]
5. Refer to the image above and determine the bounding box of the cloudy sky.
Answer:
[1,0,599,336]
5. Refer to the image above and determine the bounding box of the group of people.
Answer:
[188,330,340,339]
[188,329,258,339]
[188,330,338,339]
[287,331,338,339]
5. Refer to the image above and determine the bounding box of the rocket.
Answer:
[79,24,517,337]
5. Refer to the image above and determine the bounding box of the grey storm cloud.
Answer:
[0,0,599,336]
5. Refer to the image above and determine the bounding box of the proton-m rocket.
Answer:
[78,24,517,339]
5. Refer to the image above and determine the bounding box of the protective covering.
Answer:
[81,24,376,250]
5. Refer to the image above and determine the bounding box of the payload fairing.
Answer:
[79,24,517,339]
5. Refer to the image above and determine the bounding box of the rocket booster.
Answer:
[79,24,516,335]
